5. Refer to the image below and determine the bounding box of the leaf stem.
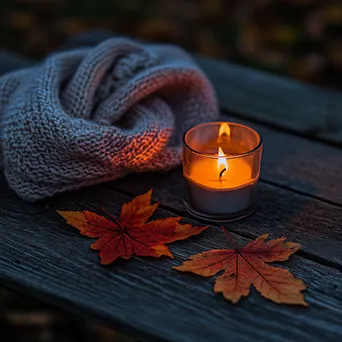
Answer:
[220,225,238,249]
[98,205,124,232]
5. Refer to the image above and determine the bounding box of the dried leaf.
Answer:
[57,189,208,265]
[175,228,307,306]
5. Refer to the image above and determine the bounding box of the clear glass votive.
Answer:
[182,122,263,222]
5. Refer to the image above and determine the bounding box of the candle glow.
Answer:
[188,123,253,189]
[183,122,262,222]
[183,121,262,220]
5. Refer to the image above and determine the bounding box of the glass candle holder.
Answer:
[182,122,263,222]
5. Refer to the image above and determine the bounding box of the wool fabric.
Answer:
[0,37,219,201]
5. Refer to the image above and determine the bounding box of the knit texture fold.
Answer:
[0,37,218,201]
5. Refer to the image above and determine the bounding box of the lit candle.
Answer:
[182,122,263,222]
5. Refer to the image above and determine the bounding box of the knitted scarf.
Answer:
[0,37,219,201]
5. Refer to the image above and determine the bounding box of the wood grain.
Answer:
[1,32,342,341]
[60,31,342,146]
[1,181,341,342]
[5,31,341,148]
[219,114,342,206]
[61,32,342,205]
[195,56,342,146]
[110,169,342,269]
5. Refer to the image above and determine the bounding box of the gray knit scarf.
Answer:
[0,37,219,201]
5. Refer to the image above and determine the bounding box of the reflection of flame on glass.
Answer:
[219,122,231,138]
[217,147,228,179]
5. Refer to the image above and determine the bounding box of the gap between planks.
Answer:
[1,174,342,271]
[260,178,342,209]
[1,179,341,341]
[195,55,342,148]
[223,108,341,150]
[105,184,342,273]
[220,111,342,207]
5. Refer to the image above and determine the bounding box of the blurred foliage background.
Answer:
[1,0,342,89]
[1,0,341,341]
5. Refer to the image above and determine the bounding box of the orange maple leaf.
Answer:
[57,189,208,265]
[175,227,307,306]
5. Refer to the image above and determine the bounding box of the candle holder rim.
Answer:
[182,121,263,159]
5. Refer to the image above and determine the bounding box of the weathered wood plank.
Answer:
[3,32,341,148]
[63,32,342,205]
[110,169,342,269]
[195,56,342,146]
[61,31,342,146]
[0,32,341,341]
[220,114,342,205]
[0,180,341,342]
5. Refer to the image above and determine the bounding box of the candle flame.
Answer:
[217,147,228,173]
[219,123,231,138]
[217,123,230,179]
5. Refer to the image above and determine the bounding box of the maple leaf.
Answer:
[57,189,208,265]
[174,227,307,306]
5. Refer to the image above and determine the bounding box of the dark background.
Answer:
[1,0,342,89]
[1,0,341,341]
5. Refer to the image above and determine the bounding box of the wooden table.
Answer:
[1,53,342,342]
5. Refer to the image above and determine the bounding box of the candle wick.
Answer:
[219,168,227,180]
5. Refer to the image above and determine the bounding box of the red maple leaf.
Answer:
[57,189,208,265]
[175,227,307,306]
